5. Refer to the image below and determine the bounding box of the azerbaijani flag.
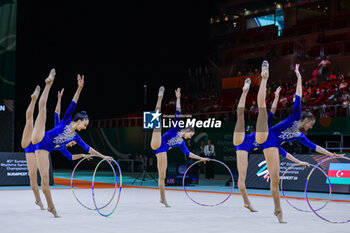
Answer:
[326,163,350,185]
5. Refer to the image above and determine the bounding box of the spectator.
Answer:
[304,81,310,89]
[185,139,195,163]
[341,90,350,102]
[329,87,342,101]
[337,72,344,81]
[195,140,206,174]
[310,66,319,85]
[339,79,348,90]
[204,139,215,179]
[249,100,258,116]
[329,72,337,81]
[197,140,205,157]
[342,95,350,116]
[186,139,194,153]
[320,104,327,117]
[318,56,331,81]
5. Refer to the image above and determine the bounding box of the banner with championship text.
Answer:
[0,152,54,186]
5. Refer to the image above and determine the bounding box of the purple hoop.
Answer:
[305,156,350,224]
[71,156,118,211]
[92,159,123,217]
[281,163,331,212]
[182,159,234,207]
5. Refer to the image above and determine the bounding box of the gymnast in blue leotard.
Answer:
[254,62,344,223]
[259,65,345,157]
[21,85,44,210]
[150,87,208,207]
[51,88,92,160]
[22,87,80,210]
[30,71,111,217]
[154,110,191,156]
[233,80,308,213]
[36,99,91,161]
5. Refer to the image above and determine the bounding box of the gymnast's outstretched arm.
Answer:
[176,88,181,112]
[295,64,302,97]
[73,74,84,103]
[55,88,64,115]
[285,154,308,166]
[54,88,64,126]
[279,147,308,166]
[189,152,209,162]
[270,86,281,115]
[315,145,345,157]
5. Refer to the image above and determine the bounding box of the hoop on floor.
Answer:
[280,163,331,212]
[92,159,123,217]
[182,159,234,207]
[305,156,350,224]
[71,156,118,211]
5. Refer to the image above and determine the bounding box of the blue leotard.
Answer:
[154,110,190,157]
[260,95,317,151]
[35,101,90,160]
[24,142,36,153]
[234,112,287,157]
[23,112,62,154]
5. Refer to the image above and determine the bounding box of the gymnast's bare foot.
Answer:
[48,207,61,218]
[31,85,41,100]
[158,86,165,97]
[244,203,258,212]
[261,60,269,80]
[160,199,171,208]
[35,200,45,210]
[45,68,56,85]
[243,78,251,93]
[274,210,287,224]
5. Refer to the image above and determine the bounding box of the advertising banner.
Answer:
[0,152,54,186]
[246,154,350,194]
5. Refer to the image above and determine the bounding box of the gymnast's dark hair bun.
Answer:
[184,126,195,133]
[73,110,89,122]
[301,111,315,121]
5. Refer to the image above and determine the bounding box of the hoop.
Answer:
[280,163,331,212]
[182,159,234,207]
[92,159,123,217]
[71,156,118,211]
[305,156,350,223]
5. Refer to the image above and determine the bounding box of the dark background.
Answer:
[15,0,212,150]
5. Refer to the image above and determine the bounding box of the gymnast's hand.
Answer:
[175,88,181,99]
[58,88,64,99]
[333,153,345,158]
[199,157,209,164]
[77,74,84,88]
[295,64,301,79]
[103,155,113,161]
[82,154,92,161]
[66,141,77,147]
[274,86,282,98]
[298,161,309,168]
